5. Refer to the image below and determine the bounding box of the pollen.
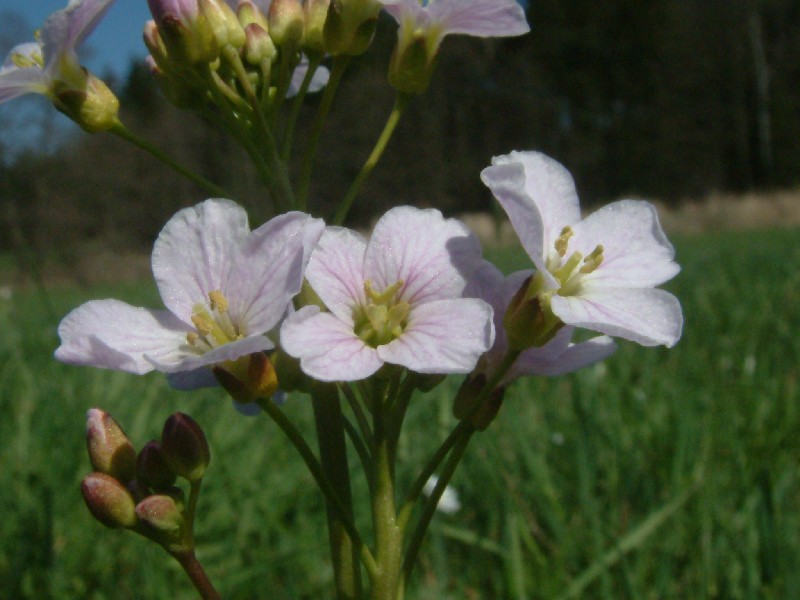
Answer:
[554,226,574,257]
[208,290,228,312]
[580,245,604,274]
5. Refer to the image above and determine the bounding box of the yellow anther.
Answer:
[364,279,404,305]
[580,245,604,274]
[554,226,574,257]
[387,302,410,337]
[191,313,214,336]
[186,331,199,345]
[208,290,228,312]
[12,50,43,69]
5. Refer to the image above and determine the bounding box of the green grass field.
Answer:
[1,227,798,599]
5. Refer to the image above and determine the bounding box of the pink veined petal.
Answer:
[572,200,680,289]
[54,299,188,374]
[481,161,557,288]
[41,0,116,73]
[509,332,617,381]
[146,334,273,373]
[364,206,483,305]
[226,211,324,335]
[280,306,384,382]
[152,198,250,325]
[551,287,683,347]
[427,0,530,38]
[377,298,494,374]
[379,0,429,27]
[305,227,368,324]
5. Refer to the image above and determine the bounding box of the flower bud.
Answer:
[452,373,506,431]
[243,23,277,65]
[137,440,178,490]
[53,71,120,133]
[146,56,202,109]
[135,494,185,534]
[81,472,138,529]
[161,413,210,482]
[303,0,330,54]
[269,0,305,49]
[144,20,170,67]
[213,351,279,402]
[147,0,218,65]
[388,31,435,95]
[237,1,270,29]
[200,0,246,49]
[503,276,563,350]
[323,0,380,56]
[85,409,136,483]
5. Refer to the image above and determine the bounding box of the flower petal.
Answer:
[377,298,494,374]
[551,287,683,347]
[280,306,383,381]
[0,63,47,102]
[288,56,329,97]
[427,0,530,38]
[55,299,187,374]
[42,0,116,73]
[510,330,617,380]
[573,200,680,288]
[225,211,324,334]
[152,198,250,325]
[364,206,483,305]
[305,226,368,323]
[146,334,273,373]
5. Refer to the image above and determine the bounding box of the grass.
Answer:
[1,227,798,598]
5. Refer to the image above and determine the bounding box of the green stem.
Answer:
[333,93,411,226]
[312,385,364,600]
[282,54,323,161]
[297,55,351,211]
[257,398,378,576]
[109,122,230,198]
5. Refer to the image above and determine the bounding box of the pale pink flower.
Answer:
[56,199,324,390]
[281,206,495,382]
[0,0,115,103]
[481,151,683,348]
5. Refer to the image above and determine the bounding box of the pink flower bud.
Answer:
[81,472,138,529]
[85,409,136,483]
[135,494,185,534]
[268,0,305,48]
[161,413,210,482]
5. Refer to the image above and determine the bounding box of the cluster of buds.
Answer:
[81,409,210,553]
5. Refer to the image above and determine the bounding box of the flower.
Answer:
[481,151,683,348]
[0,0,119,130]
[378,0,530,93]
[422,474,461,515]
[55,199,324,393]
[280,206,495,382]
[466,260,617,384]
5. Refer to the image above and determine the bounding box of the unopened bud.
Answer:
[503,276,563,350]
[148,0,218,65]
[200,0,246,49]
[269,0,305,49]
[388,32,435,95]
[244,23,277,65]
[303,0,330,54]
[81,472,138,529]
[53,71,120,133]
[453,373,507,431]
[237,1,270,29]
[323,0,379,56]
[86,409,136,483]
[214,352,279,403]
[161,413,210,482]
[135,494,185,534]
[137,440,177,490]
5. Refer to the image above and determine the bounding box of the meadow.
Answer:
[1,226,798,599]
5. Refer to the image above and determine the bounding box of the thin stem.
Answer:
[185,478,203,548]
[333,93,411,226]
[342,416,374,487]
[109,122,230,198]
[297,55,351,211]
[341,382,374,448]
[257,398,378,576]
[312,385,364,600]
[172,549,221,600]
[282,54,323,161]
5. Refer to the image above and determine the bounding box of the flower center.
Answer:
[185,290,243,353]
[546,226,604,296]
[354,280,410,348]
[12,47,44,69]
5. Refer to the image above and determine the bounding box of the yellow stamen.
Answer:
[208,290,228,312]
[554,226,574,257]
[365,279,404,305]
[580,245,604,274]
[191,313,214,336]
[186,331,199,346]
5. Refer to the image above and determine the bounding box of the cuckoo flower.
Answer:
[0,0,115,104]
[481,151,683,348]
[56,199,324,393]
[379,0,530,93]
[466,261,617,384]
[281,206,495,381]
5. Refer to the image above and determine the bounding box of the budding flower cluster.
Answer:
[81,409,211,551]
